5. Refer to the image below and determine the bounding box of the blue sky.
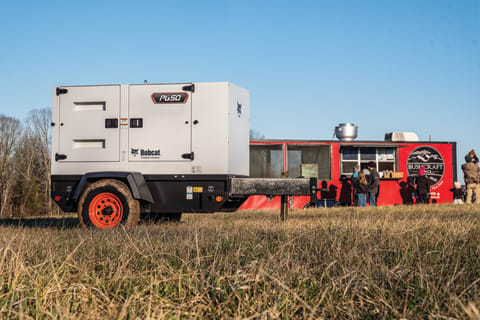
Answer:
[1,0,479,177]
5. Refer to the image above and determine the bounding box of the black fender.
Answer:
[72,172,154,203]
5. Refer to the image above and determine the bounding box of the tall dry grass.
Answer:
[0,205,479,319]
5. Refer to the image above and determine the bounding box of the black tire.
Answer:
[77,179,140,229]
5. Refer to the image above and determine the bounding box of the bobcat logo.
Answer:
[237,102,242,118]
[131,148,139,157]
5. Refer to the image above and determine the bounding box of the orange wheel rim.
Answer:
[88,192,123,229]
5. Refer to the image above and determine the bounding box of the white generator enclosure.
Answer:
[51,82,316,226]
[51,82,250,176]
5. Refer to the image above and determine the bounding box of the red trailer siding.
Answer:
[241,140,456,209]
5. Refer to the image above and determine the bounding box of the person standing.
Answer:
[415,166,430,204]
[339,175,353,206]
[450,181,464,205]
[351,164,360,206]
[356,171,369,207]
[462,150,480,204]
[367,161,380,207]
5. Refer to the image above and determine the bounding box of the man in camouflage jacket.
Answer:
[462,150,480,204]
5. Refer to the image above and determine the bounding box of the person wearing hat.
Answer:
[462,150,480,204]
[415,166,430,204]
[366,161,380,207]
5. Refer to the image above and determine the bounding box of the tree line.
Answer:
[0,114,264,218]
[0,109,55,217]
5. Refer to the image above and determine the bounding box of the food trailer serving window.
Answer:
[340,146,397,175]
[287,145,331,180]
[250,145,283,178]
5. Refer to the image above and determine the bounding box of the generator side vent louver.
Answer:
[74,101,106,112]
[73,139,106,149]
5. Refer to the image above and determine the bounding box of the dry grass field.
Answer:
[0,205,479,319]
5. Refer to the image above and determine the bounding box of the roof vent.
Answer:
[385,132,419,142]
[335,123,358,141]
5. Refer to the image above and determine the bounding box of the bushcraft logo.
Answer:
[407,146,445,186]
[131,148,160,158]
[237,102,242,118]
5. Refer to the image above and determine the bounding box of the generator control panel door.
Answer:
[58,85,120,162]
[128,84,192,161]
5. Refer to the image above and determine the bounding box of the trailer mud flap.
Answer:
[73,172,154,203]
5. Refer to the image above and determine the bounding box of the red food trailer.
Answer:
[240,137,457,209]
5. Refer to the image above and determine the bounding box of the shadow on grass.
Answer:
[0,215,184,229]
[0,217,79,229]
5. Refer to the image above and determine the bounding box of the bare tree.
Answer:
[11,131,42,216]
[25,108,52,214]
[249,129,265,140]
[0,115,21,217]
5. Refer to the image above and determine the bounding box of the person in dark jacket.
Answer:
[339,175,352,206]
[415,166,430,204]
[351,164,360,206]
[366,161,380,207]
[399,177,416,205]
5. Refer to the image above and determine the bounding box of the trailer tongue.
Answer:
[229,177,317,220]
[230,178,317,197]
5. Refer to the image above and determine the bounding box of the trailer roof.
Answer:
[250,139,457,144]
[55,81,235,87]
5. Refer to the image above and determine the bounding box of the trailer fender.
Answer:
[72,172,154,203]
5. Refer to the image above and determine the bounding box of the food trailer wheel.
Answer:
[78,179,140,229]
